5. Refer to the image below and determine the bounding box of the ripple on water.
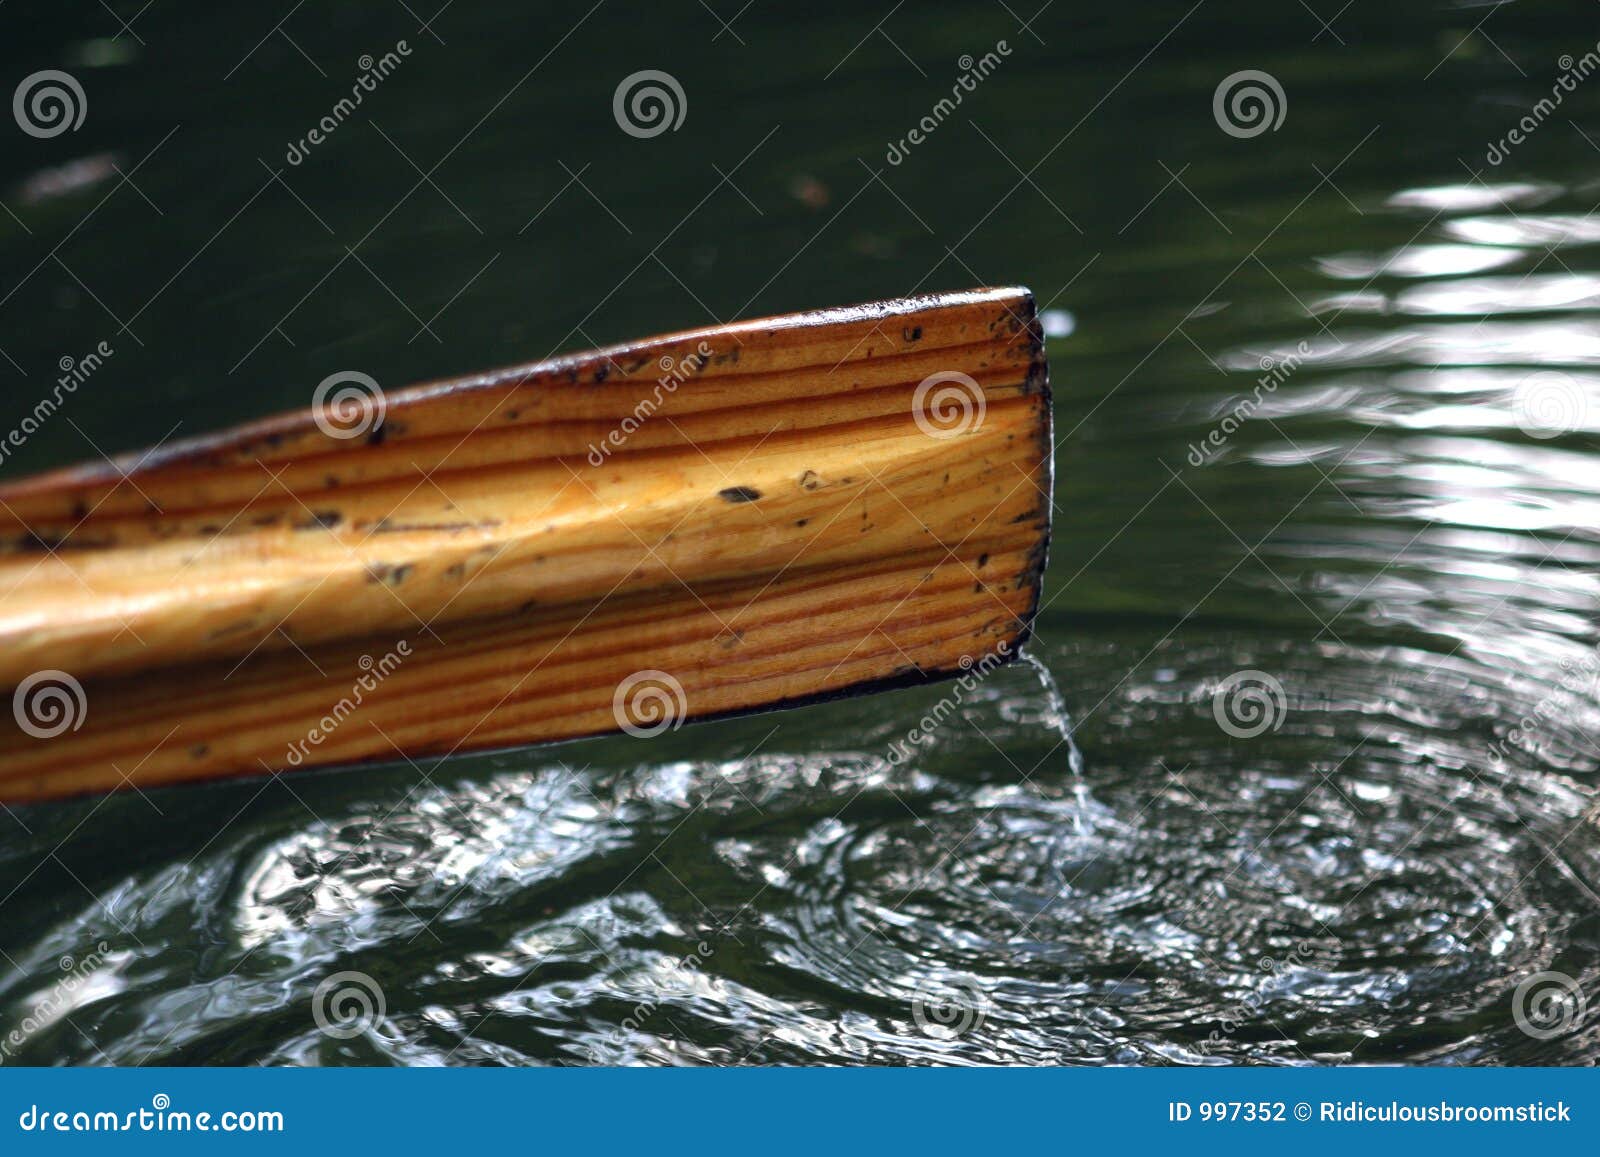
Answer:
[9,119,1600,1070]
[1,630,1596,1066]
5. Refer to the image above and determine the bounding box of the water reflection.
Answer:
[5,634,1596,1065]
[3,6,1600,1068]
[1444,216,1600,248]
[1316,244,1526,280]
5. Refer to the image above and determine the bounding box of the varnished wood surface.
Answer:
[0,287,1052,802]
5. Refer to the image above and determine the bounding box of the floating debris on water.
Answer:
[14,154,120,206]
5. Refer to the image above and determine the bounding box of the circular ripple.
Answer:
[723,649,1600,1065]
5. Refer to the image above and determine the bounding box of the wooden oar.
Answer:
[0,287,1051,803]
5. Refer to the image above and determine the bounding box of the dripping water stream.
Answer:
[1020,650,1089,833]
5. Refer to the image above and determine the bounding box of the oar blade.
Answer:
[0,288,1051,801]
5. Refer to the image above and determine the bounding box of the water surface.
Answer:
[1,0,1598,1065]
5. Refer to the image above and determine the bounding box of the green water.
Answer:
[2,0,1598,1064]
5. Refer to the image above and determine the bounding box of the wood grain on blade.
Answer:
[0,287,1051,802]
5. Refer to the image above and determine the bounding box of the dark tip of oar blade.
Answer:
[1012,286,1053,661]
